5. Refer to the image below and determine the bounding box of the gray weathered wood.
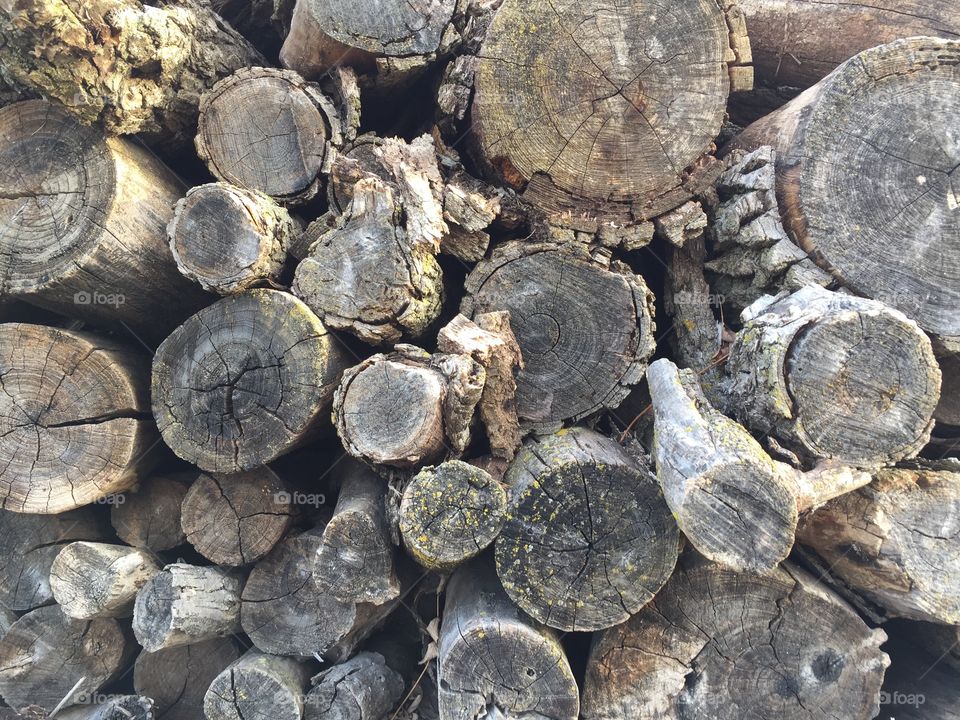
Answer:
[111,474,192,553]
[55,696,154,720]
[204,651,310,720]
[304,651,405,720]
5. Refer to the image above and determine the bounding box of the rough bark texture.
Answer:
[204,651,310,720]
[0,324,156,514]
[0,0,264,145]
[463,241,656,430]
[582,559,890,720]
[496,427,679,631]
[304,651,405,720]
[152,289,352,473]
[111,473,192,553]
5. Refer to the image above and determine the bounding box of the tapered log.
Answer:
[0,508,105,611]
[134,637,242,720]
[399,460,507,572]
[333,345,483,469]
[731,38,960,348]
[463,241,656,429]
[0,0,262,145]
[50,542,161,619]
[496,427,679,631]
[0,101,209,336]
[304,651,405,720]
[180,470,294,566]
[721,286,941,467]
[56,697,154,720]
[204,651,310,720]
[438,558,579,720]
[169,183,298,295]
[132,564,244,652]
[0,324,155,514]
[0,605,129,713]
[111,474,192,553]
[152,289,352,473]
[460,0,750,220]
[196,67,342,204]
[582,559,890,720]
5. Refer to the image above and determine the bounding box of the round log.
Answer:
[463,241,656,429]
[181,469,294,566]
[582,559,890,720]
[0,324,155,514]
[55,696,154,720]
[0,100,209,337]
[169,183,298,295]
[204,651,310,720]
[721,286,941,467]
[399,460,508,571]
[304,651,405,720]
[152,289,352,473]
[132,563,244,652]
[111,474,192,553]
[50,541,161,619]
[732,38,960,347]
[495,427,680,631]
[196,67,341,204]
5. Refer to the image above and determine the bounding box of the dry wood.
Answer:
[304,651,405,720]
[935,343,960,427]
[204,651,310,720]
[496,427,679,631]
[132,563,244,652]
[111,474,192,553]
[0,324,155,514]
[55,696,154,720]
[152,289,352,473]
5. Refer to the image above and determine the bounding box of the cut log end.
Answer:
[204,651,309,720]
[50,542,160,619]
[111,474,191,552]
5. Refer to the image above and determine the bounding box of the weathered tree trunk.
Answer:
[134,637,242,720]
[463,241,656,430]
[720,286,941,467]
[304,651,406,720]
[731,38,960,349]
[333,345,483,469]
[196,67,343,204]
[180,470,294,566]
[0,100,209,337]
[132,563,244,652]
[0,605,129,713]
[55,696,154,720]
[169,183,299,295]
[582,558,890,720]
[204,651,310,720]
[152,289,352,473]
[438,557,580,720]
[0,0,263,146]
[496,427,679,631]
[50,542,161,619]
[399,460,507,572]
[0,324,156,514]
[110,473,192,552]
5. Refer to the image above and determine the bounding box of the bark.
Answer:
[132,563,244,652]
[304,651,405,720]
[55,696,154,720]
[495,427,680,631]
[111,473,192,552]
[204,651,310,720]
[463,241,656,430]
[0,324,156,514]
[180,470,294,566]
[152,289,352,473]
[0,100,209,338]
[582,558,890,720]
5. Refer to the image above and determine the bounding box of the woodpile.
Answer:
[0,1,957,719]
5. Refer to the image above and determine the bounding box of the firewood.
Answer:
[196,67,343,204]
[0,605,129,713]
[168,183,298,295]
[55,697,154,720]
[399,460,507,572]
[313,461,399,604]
[204,651,310,720]
[495,427,679,631]
[935,343,960,427]
[303,651,405,720]
[0,101,209,337]
[720,286,941,467]
[132,563,244,652]
[0,0,263,145]
[0,324,155,514]
[463,241,656,430]
[438,558,580,720]
[50,542,161,619]
[0,508,105,611]
[133,638,241,720]
[582,558,890,720]
[152,289,352,473]
[732,38,960,350]
[180,470,294,566]
[111,474,192,553]
[333,345,483,469]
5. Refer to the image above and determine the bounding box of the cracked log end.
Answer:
[110,473,192,553]
[204,651,310,720]
[304,651,405,720]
